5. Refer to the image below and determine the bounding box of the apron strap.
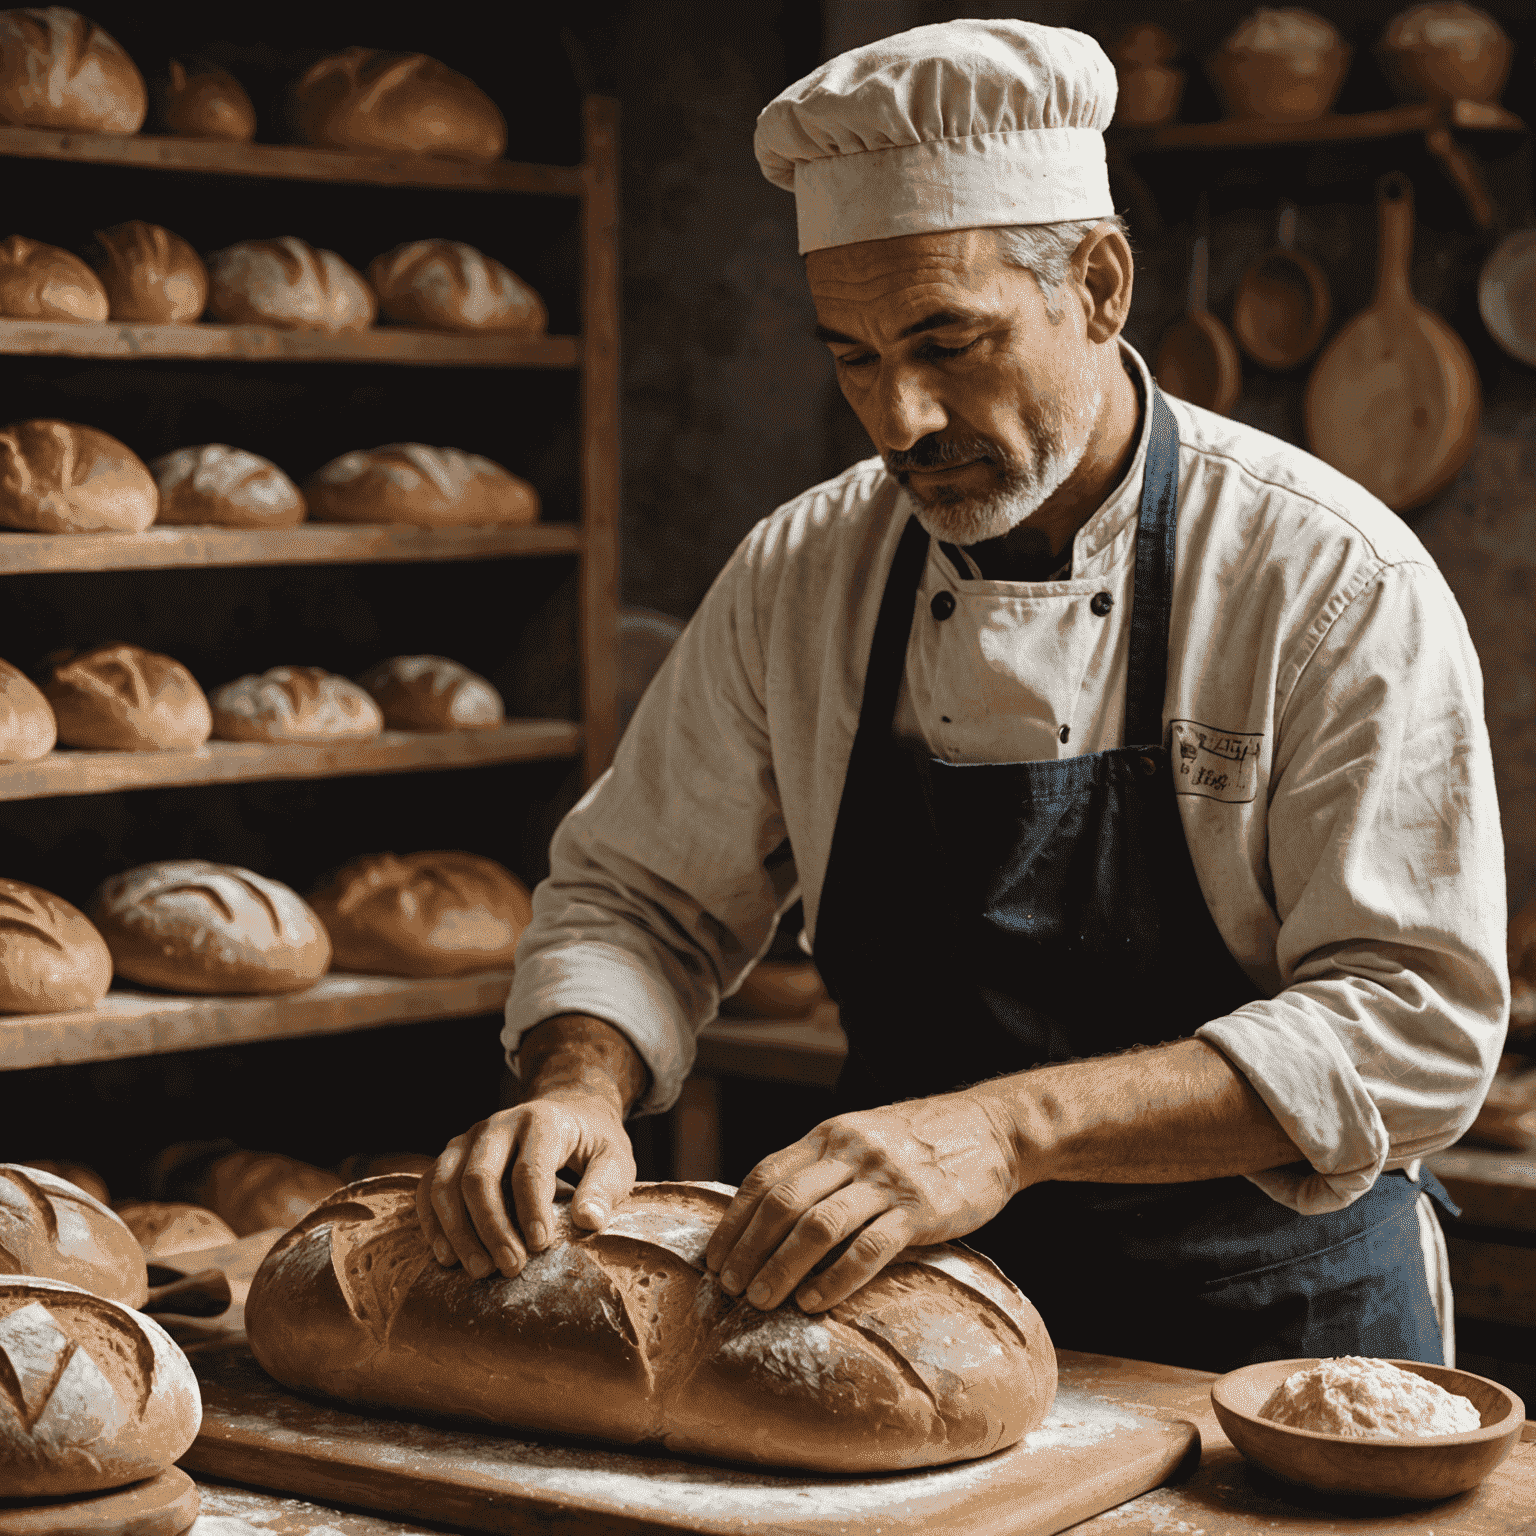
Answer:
[1123,388,1180,749]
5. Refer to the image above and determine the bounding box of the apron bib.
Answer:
[811,388,1453,1372]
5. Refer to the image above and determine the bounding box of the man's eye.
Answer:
[921,340,976,361]
[835,352,876,369]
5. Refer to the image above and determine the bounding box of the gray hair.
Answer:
[992,216,1129,323]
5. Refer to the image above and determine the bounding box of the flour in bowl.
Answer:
[1259,1356,1481,1437]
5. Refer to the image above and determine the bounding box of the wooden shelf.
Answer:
[0,318,578,368]
[694,1002,848,1088]
[0,124,584,195]
[0,521,579,574]
[1122,97,1524,151]
[0,969,518,1071]
[0,721,581,802]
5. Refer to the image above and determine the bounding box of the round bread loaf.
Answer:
[0,234,109,322]
[0,8,146,133]
[0,658,56,762]
[209,666,383,744]
[192,1149,343,1238]
[112,1200,237,1259]
[92,221,207,324]
[149,444,305,529]
[0,1164,146,1308]
[305,444,539,528]
[291,48,505,162]
[45,643,212,751]
[367,240,546,334]
[89,859,332,996]
[355,655,504,731]
[248,1177,1057,1473]
[0,1276,200,1497]
[206,237,375,333]
[0,419,157,534]
[310,851,533,977]
[0,879,112,1013]
[157,59,256,141]
[20,1160,108,1204]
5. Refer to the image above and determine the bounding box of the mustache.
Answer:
[884,435,1006,476]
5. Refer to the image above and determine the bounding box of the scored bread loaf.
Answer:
[20,1160,109,1205]
[210,666,383,743]
[0,879,112,1013]
[0,657,56,762]
[0,8,146,133]
[206,237,375,333]
[89,859,332,995]
[0,1276,200,1497]
[291,48,505,162]
[151,1142,343,1238]
[0,1164,146,1308]
[248,1177,1057,1473]
[157,59,256,141]
[149,443,305,529]
[356,655,504,731]
[309,850,533,977]
[0,419,158,534]
[112,1201,237,1259]
[0,234,109,322]
[305,444,539,528]
[45,643,213,751]
[92,220,207,324]
[367,240,546,334]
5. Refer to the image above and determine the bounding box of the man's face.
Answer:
[808,227,1107,545]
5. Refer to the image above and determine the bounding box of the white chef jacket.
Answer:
[505,342,1508,1216]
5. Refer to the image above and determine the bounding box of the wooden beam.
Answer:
[1126,98,1523,150]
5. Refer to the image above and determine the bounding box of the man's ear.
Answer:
[1076,223,1134,345]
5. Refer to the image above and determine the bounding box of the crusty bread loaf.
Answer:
[112,1201,238,1260]
[89,859,332,996]
[206,237,375,333]
[0,234,109,322]
[151,1143,343,1239]
[157,59,256,141]
[0,657,56,762]
[209,666,383,744]
[45,643,212,751]
[291,48,505,162]
[248,1177,1057,1473]
[367,240,546,334]
[355,655,504,732]
[20,1161,108,1204]
[0,419,158,534]
[309,851,533,977]
[305,444,539,528]
[0,1276,200,1496]
[0,880,112,1013]
[333,1151,436,1183]
[149,444,305,529]
[0,8,146,134]
[92,221,207,324]
[0,1164,146,1308]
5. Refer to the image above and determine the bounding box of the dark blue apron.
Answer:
[811,387,1456,1372]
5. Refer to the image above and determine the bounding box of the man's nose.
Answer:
[873,364,947,453]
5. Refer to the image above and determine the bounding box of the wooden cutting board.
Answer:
[181,1343,1198,1536]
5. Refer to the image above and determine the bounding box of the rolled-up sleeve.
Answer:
[1197,559,1509,1213]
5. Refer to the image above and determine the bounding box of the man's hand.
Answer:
[704,1087,1021,1314]
[418,1014,648,1279]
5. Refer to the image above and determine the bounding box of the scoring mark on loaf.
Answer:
[1,1167,62,1244]
[0,1283,157,1420]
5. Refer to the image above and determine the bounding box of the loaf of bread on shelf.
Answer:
[112,1200,238,1259]
[0,1276,200,1497]
[248,1176,1057,1473]
[355,655,504,731]
[20,1161,109,1204]
[45,642,213,751]
[151,1141,344,1238]
[0,879,112,1013]
[305,444,538,528]
[209,665,383,743]
[0,234,110,322]
[291,48,505,162]
[0,419,158,534]
[0,657,57,762]
[149,443,306,529]
[89,859,332,995]
[309,851,533,977]
[92,220,208,324]
[156,59,256,141]
[367,240,547,334]
[0,1164,146,1307]
[0,8,147,134]
[206,237,376,333]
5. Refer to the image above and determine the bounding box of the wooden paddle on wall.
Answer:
[1304,172,1481,511]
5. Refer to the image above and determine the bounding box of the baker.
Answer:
[422,19,1508,1372]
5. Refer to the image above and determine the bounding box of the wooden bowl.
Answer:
[1211,1358,1526,1500]
[1209,42,1351,123]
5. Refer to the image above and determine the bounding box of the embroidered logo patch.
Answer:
[1170,720,1263,804]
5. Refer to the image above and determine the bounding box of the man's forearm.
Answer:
[517,1014,650,1118]
[979,1037,1304,1188]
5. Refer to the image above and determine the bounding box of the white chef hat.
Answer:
[755,19,1118,254]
